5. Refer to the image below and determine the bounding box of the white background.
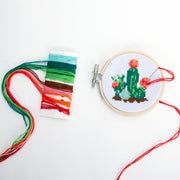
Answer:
[0,0,180,180]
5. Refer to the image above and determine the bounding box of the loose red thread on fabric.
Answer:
[117,67,179,180]
[147,67,175,85]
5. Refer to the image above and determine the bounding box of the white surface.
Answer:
[101,52,163,113]
[0,0,180,180]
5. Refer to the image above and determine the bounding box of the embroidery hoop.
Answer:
[92,51,165,115]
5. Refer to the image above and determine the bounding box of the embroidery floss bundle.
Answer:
[92,51,180,179]
[1,52,77,162]
[41,51,78,119]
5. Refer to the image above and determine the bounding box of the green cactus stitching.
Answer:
[111,59,150,103]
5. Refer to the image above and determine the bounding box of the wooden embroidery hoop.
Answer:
[93,51,165,115]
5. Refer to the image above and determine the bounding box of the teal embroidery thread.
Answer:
[41,53,78,118]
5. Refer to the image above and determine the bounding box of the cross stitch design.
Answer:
[111,59,150,103]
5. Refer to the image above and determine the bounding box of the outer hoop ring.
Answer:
[99,51,165,115]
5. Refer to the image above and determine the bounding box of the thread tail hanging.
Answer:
[117,67,179,179]
[1,58,77,162]
[117,101,180,180]
[159,100,180,115]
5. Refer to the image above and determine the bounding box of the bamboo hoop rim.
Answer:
[99,51,165,116]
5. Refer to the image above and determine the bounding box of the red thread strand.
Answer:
[7,69,70,114]
[147,67,175,85]
[117,67,179,180]
[159,101,180,115]
[1,68,71,161]
[117,101,180,180]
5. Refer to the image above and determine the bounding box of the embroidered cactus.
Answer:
[135,87,145,100]
[112,59,148,102]
[111,74,126,97]
[127,67,139,98]
[127,59,145,100]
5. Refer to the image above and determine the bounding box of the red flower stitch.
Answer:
[140,77,150,89]
[112,82,119,89]
[129,59,138,68]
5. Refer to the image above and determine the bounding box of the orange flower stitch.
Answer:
[140,77,150,89]
[129,59,138,68]
[112,82,119,89]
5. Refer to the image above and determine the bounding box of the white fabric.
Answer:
[101,52,163,114]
